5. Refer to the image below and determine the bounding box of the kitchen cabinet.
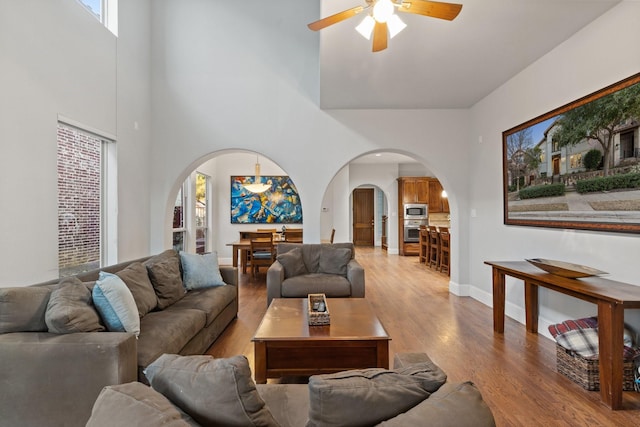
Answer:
[397,177,430,256]
[399,177,429,204]
[428,180,449,213]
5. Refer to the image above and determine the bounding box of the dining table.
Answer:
[226,235,282,273]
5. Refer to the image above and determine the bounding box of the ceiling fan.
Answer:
[307,0,462,52]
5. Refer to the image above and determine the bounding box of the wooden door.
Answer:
[353,188,374,246]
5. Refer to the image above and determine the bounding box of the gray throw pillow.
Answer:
[307,363,447,427]
[318,246,351,276]
[145,354,279,427]
[276,247,308,278]
[86,382,196,427]
[45,277,105,334]
[144,250,186,309]
[0,286,51,333]
[116,262,158,318]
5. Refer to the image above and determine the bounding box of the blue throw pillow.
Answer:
[179,252,226,290]
[92,271,140,337]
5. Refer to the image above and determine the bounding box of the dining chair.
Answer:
[249,236,275,277]
[284,229,303,243]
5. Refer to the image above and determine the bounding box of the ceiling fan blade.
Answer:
[372,21,388,52]
[307,6,365,31]
[398,0,462,21]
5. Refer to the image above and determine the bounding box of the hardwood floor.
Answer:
[207,247,640,426]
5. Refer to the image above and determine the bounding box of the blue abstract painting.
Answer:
[230,176,303,224]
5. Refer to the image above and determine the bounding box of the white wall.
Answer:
[148,0,472,294]
[468,1,640,336]
[0,0,151,285]
[0,0,116,284]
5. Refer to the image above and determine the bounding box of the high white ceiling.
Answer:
[316,0,621,109]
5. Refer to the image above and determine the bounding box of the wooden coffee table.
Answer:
[252,298,390,384]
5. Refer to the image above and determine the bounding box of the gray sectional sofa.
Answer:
[0,249,238,427]
[266,242,365,306]
[86,352,496,427]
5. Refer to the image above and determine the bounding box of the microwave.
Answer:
[404,203,428,219]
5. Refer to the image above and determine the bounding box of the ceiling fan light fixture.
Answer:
[387,14,406,38]
[356,15,375,40]
[373,0,395,23]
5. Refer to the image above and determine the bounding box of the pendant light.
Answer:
[244,156,271,194]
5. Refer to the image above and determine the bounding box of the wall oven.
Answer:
[404,203,428,219]
[404,219,427,243]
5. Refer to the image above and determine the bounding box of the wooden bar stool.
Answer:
[428,226,440,269]
[418,228,429,265]
[439,230,450,275]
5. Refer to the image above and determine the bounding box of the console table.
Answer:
[485,260,640,410]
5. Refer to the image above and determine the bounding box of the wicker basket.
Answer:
[555,343,635,391]
[307,294,330,326]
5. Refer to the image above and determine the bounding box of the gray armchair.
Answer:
[266,243,365,307]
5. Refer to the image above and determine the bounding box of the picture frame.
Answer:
[502,72,640,234]
[230,175,302,224]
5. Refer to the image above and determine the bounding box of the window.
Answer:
[173,186,186,252]
[620,131,635,159]
[570,153,582,169]
[172,172,212,254]
[77,0,118,35]
[195,173,210,254]
[57,122,115,276]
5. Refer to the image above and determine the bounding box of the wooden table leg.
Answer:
[254,341,267,384]
[524,280,539,334]
[232,245,239,268]
[598,301,625,410]
[377,340,390,369]
[492,267,506,333]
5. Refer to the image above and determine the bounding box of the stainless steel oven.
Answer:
[404,219,427,242]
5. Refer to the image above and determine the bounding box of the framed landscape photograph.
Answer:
[230,175,302,224]
[502,72,640,234]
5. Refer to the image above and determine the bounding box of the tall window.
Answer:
[195,173,210,254]
[173,186,186,252]
[57,123,113,276]
[172,172,211,254]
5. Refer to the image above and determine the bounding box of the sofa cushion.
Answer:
[256,384,309,427]
[281,274,351,298]
[276,247,308,278]
[0,286,51,333]
[45,277,105,334]
[86,382,197,427]
[318,246,351,276]
[116,262,158,318]
[377,382,496,427]
[179,251,226,290]
[137,309,207,369]
[144,249,186,309]
[92,271,141,337]
[169,284,237,326]
[307,363,447,427]
[145,354,279,427]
